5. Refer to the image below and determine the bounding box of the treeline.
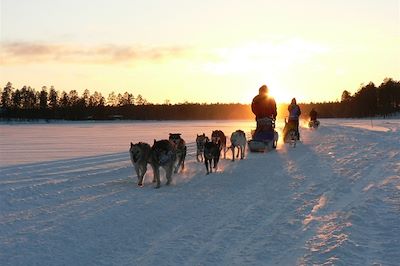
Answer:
[1,78,399,121]
[0,82,252,120]
[298,78,400,118]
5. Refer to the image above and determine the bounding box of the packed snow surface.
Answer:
[1,119,399,265]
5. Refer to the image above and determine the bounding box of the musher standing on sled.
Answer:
[288,98,301,140]
[309,108,317,122]
[308,108,320,128]
[251,84,277,132]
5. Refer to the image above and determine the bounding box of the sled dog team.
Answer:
[130,84,320,188]
[130,130,247,188]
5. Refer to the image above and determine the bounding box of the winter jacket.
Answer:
[309,110,317,121]
[251,94,277,120]
[288,103,301,121]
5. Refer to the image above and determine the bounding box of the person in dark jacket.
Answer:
[249,85,277,145]
[309,108,317,121]
[251,85,277,120]
[288,98,301,140]
[251,85,277,133]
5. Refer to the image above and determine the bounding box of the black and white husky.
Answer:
[196,133,209,162]
[168,133,187,173]
[211,130,227,159]
[150,139,177,188]
[129,142,153,187]
[230,130,246,161]
[204,139,221,174]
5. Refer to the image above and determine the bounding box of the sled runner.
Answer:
[248,118,278,152]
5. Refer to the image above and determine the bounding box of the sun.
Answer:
[268,86,291,104]
[244,83,291,105]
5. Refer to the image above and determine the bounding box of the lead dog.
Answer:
[129,142,153,187]
[230,130,246,161]
[168,133,187,173]
[150,139,177,188]
[211,130,227,159]
[196,133,209,162]
[204,139,221,174]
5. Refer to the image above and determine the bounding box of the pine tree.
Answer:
[48,86,58,109]
[39,86,48,109]
[1,82,13,109]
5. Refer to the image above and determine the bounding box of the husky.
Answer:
[150,139,177,188]
[203,139,221,174]
[168,133,187,173]
[129,142,153,187]
[283,119,298,147]
[211,130,227,159]
[196,133,209,162]
[308,120,320,129]
[230,130,246,161]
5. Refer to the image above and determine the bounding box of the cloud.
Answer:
[0,42,189,65]
[202,39,330,75]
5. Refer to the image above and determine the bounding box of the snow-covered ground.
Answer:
[1,119,399,265]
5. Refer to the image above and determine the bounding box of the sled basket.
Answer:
[248,131,278,152]
[253,130,275,142]
[248,140,269,152]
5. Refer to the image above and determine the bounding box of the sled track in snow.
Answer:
[1,120,399,265]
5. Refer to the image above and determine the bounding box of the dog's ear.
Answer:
[130,142,134,147]
[202,133,205,137]
[169,133,172,136]
[154,139,157,145]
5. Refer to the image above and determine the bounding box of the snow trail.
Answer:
[0,120,399,265]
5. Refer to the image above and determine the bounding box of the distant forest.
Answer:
[1,78,399,121]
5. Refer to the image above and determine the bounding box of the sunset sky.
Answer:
[1,0,399,104]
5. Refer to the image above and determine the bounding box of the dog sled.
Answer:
[248,117,279,152]
[308,120,320,129]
